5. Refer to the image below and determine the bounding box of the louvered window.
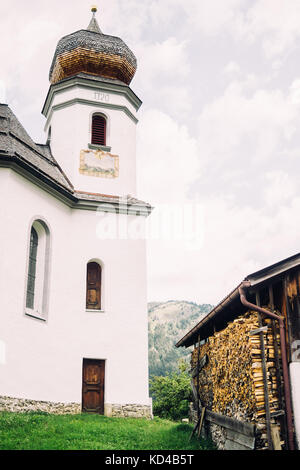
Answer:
[91,115,106,146]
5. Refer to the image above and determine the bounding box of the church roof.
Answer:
[0,104,74,192]
[0,104,152,214]
[49,9,137,86]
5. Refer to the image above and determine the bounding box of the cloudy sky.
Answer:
[1,0,300,305]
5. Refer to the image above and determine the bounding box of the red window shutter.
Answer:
[86,262,101,310]
[91,115,106,146]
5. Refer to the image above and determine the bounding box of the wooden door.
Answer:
[82,359,105,414]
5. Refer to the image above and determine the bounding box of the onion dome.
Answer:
[49,7,137,85]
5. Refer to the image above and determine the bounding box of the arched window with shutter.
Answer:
[91,114,106,146]
[86,262,102,310]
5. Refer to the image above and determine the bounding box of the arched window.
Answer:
[25,220,50,319]
[26,227,38,309]
[91,114,106,146]
[86,262,102,310]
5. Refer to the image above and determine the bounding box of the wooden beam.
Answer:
[269,284,285,448]
[196,335,201,419]
[225,429,255,450]
[271,425,282,450]
[256,292,273,450]
[191,354,207,378]
[197,407,206,438]
[205,409,255,437]
[249,326,268,335]
[190,380,199,405]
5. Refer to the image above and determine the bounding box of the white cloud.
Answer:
[2,0,300,306]
[137,109,200,205]
[197,78,299,168]
[134,37,191,120]
[223,61,241,77]
[147,192,300,304]
[136,37,190,83]
[264,171,297,207]
[0,81,6,102]
[289,79,300,105]
[181,0,246,36]
[243,0,300,58]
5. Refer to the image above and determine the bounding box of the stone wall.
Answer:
[0,396,81,414]
[0,396,152,419]
[108,403,152,419]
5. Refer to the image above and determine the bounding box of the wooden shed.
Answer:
[176,253,300,450]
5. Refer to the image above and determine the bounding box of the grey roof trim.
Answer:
[0,104,73,191]
[0,103,152,217]
[0,156,77,206]
[44,98,138,131]
[42,74,142,117]
[176,252,300,348]
[245,252,300,286]
[1,156,152,216]
[73,197,152,216]
[175,283,242,348]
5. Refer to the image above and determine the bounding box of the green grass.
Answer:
[0,412,214,450]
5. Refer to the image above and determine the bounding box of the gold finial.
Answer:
[91,5,97,13]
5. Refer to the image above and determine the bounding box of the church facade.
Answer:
[0,9,152,417]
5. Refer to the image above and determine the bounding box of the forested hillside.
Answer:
[148,301,213,377]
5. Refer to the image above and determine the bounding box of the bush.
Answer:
[150,361,192,421]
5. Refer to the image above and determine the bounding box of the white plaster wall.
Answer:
[290,362,300,449]
[0,169,149,406]
[47,86,138,196]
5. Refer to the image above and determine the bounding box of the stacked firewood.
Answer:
[249,318,281,419]
[191,311,282,438]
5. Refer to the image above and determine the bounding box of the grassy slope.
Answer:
[0,412,213,450]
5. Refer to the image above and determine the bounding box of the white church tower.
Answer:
[43,7,140,196]
[0,8,152,417]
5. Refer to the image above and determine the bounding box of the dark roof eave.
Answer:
[0,153,77,202]
[176,252,300,348]
[175,283,243,348]
[0,154,153,215]
[246,252,300,286]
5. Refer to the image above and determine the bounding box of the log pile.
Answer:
[191,311,283,449]
[249,318,281,420]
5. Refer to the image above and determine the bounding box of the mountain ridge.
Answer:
[148,300,213,377]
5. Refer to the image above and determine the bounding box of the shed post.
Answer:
[256,291,273,450]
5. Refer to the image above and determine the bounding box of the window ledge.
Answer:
[86,309,106,313]
[25,309,46,322]
[88,143,112,153]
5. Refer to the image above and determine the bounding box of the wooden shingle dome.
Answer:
[49,9,137,85]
